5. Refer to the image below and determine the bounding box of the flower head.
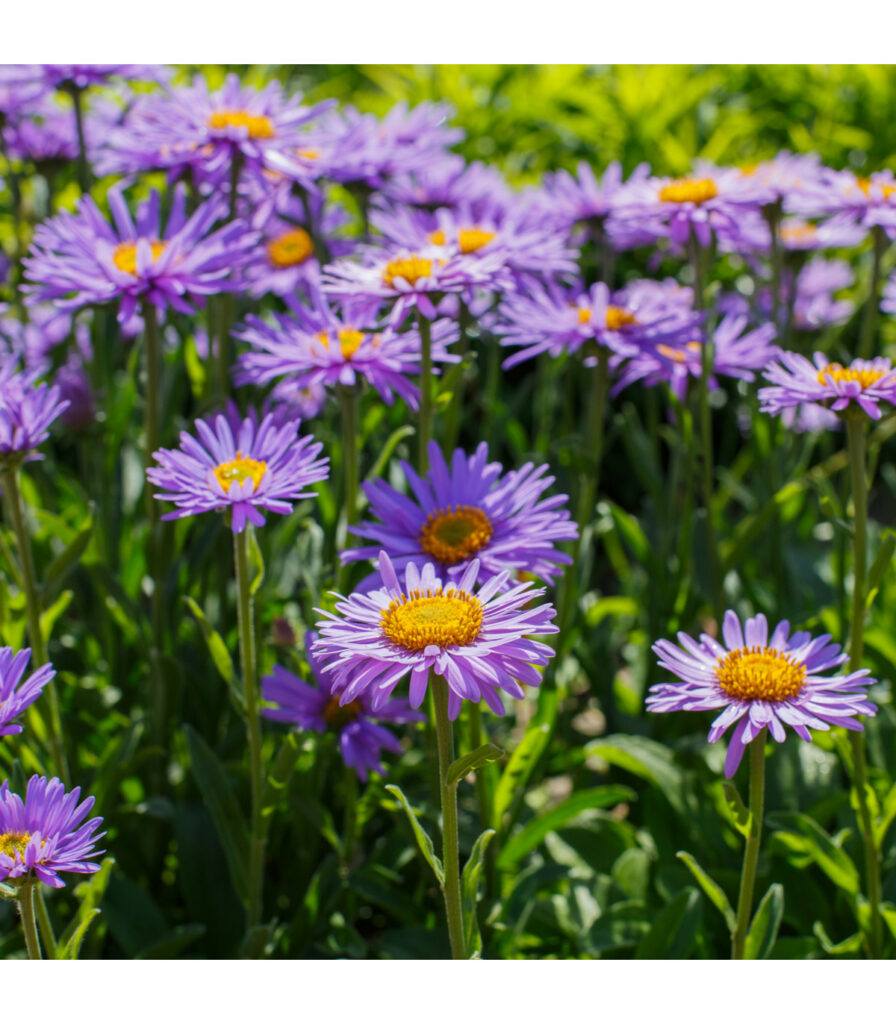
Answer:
[760,352,896,422]
[147,410,328,533]
[0,365,68,463]
[530,160,650,234]
[262,632,423,780]
[648,611,876,776]
[0,648,54,737]
[378,153,510,222]
[0,775,104,888]
[342,442,576,587]
[313,552,557,719]
[790,168,896,237]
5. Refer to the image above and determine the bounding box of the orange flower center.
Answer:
[381,588,483,652]
[780,222,818,244]
[657,341,701,364]
[112,239,166,276]
[716,646,806,702]
[419,505,493,565]
[816,363,886,389]
[267,228,314,268]
[605,305,638,330]
[213,452,267,493]
[659,178,718,204]
[317,328,367,360]
[382,255,433,288]
[0,830,31,859]
[208,109,275,139]
[428,227,497,254]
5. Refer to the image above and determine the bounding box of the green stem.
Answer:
[443,302,471,452]
[418,314,434,472]
[340,765,359,874]
[36,888,57,959]
[731,734,766,959]
[336,384,360,594]
[432,677,466,960]
[844,413,883,957]
[233,527,265,930]
[69,86,91,194]
[1,465,68,783]
[18,880,42,959]
[859,227,888,360]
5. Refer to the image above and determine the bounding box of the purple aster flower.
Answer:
[23,183,255,332]
[739,152,827,210]
[529,160,650,235]
[19,64,168,92]
[648,611,877,777]
[884,273,896,316]
[0,775,104,888]
[262,632,423,780]
[613,162,774,247]
[613,314,778,402]
[0,365,68,462]
[0,647,54,737]
[760,353,896,422]
[313,551,557,719]
[268,379,328,424]
[732,213,865,254]
[790,168,896,237]
[496,278,701,369]
[147,410,328,533]
[342,441,576,587]
[235,294,459,409]
[378,153,511,222]
[0,66,48,118]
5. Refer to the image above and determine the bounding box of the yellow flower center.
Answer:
[316,328,367,360]
[213,452,267,494]
[382,255,433,288]
[208,109,275,139]
[429,229,447,246]
[266,228,314,268]
[855,176,896,200]
[716,646,806,702]
[323,694,363,730]
[419,505,493,565]
[297,148,320,160]
[381,588,483,652]
[659,178,719,205]
[816,363,886,389]
[657,341,701,364]
[0,830,31,859]
[458,227,496,254]
[739,162,760,177]
[112,239,166,276]
[780,222,818,244]
[576,307,592,324]
[605,305,638,330]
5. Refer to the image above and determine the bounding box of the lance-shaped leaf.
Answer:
[56,856,115,959]
[676,850,736,931]
[43,510,94,601]
[744,883,784,960]
[636,887,702,959]
[448,743,504,787]
[493,721,551,830]
[462,828,495,957]
[184,597,243,713]
[385,784,444,885]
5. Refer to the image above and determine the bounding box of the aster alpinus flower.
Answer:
[147,410,328,533]
[760,353,896,421]
[0,647,54,737]
[0,364,68,463]
[790,168,896,237]
[313,552,557,719]
[0,775,104,888]
[262,633,423,781]
[648,611,876,777]
[378,153,511,222]
[528,160,650,235]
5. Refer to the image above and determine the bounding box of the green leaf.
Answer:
[134,923,206,959]
[722,781,752,838]
[461,828,495,958]
[585,734,685,811]
[744,883,784,960]
[874,782,896,845]
[813,921,863,956]
[447,743,504,787]
[56,856,115,959]
[865,530,896,608]
[247,528,265,598]
[636,887,701,959]
[773,813,859,895]
[384,784,444,885]
[493,721,551,830]
[364,425,415,485]
[184,597,242,712]
[497,785,635,870]
[676,850,736,931]
[39,589,72,644]
[43,511,93,599]
[184,725,250,904]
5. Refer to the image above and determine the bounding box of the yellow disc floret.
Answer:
[0,830,31,859]
[816,363,886,389]
[381,588,483,652]
[208,110,275,139]
[458,227,496,254]
[659,178,719,205]
[112,239,166,276]
[382,255,433,288]
[213,452,267,494]
[266,228,314,268]
[419,505,493,565]
[605,305,638,330]
[716,646,806,702]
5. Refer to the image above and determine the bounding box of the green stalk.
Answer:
[1,464,68,782]
[336,384,360,594]
[418,314,434,472]
[36,889,57,959]
[69,86,91,194]
[233,527,265,930]
[18,880,42,959]
[432,677,466,959]
[859,226,888,360]
[731,735,766,959]
[443,302,471,452]
[844,413,883,957]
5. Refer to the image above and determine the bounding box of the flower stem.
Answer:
[858,226,888,360]
[1,464,68,783]
[418,314,433,472]
[443,301,471,452]
[69,86,91,194]
[336,384,360,593]
[233,527,265,930]
[844,413,883,957]
[731,734,766,960]
[432,677,466,960]
[35,888,57,959]
[18,880,42,959]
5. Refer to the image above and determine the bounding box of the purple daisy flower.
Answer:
[0,66,48,118]
[648,611,877,777]
[0,647,54,737]
[0,775,104,888]
[23,183,255,332]
[732,214,865,254]
[739,152,827,209]
[496,278,701,369]
[790,168,896,237]
[22,64,168,92]
[262,632,423,781]
[759,352,896,421]
[0,365,68,462]
[530,160,650,235]
[313,552,557,719]
[378,153,510,222]
[147,410,329,533]
[342,441,576,587]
